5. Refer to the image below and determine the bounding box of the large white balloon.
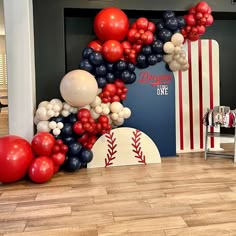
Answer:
[171,33,184,46]
[60,70,98,107]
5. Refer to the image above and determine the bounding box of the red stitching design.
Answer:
[104,131,117,167]
[131,129,146,164]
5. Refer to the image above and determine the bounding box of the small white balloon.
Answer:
[118,111,124,118]
[171,33,184,46]
[180,63,190,71]
[38,101,49,108]
[34,116,40,125]
[47,103,53,110]
[110,113,119,120]
[63,103,71,111]
[95,106,102,114]
[114,118,124,126]
[169,60,180,72]
[50,98,63,107]
[37,121,50,132]
[90,96,101,108]
[54,111,60,117]
[47,110,55,118]
[36,107,48,120]
[49,121,57,129]
[163,42,175,54]
[53,104,61,112]
[163,54,173,63]
[61,110,70,117]
[173,54,180,61]
[122,107,131,119]
[110,102,123,113]
[102,107,110,115]
[53,128,61,136]
[57,122,64,129]
[71,107,78,114]
[174,46,182,54]
[90,109,100,119]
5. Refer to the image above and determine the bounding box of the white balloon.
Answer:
[174,46,181,54]
[72,108,78,114]
[180,63,190,71]
[110,113,119,120]
[61,110,70,117]
[122,107,131,119]
[36,107,48,120]
[102,107,110,115]
[37,121,50,132]
[47,104,53,110]
[54,111,60,117]
[53,128,61,136]
[163,42,175,54]
[171,33,184,46]
[110,102,123,113]
[118,111,124,118]
[91,109,100,120]
[60,69,98,107]
[114,118,124,126]
[53,104,61,112]
[163,54,173,63]
[63,103,71,111]
[34,116,40,125]
[90,96,101,108]
[173,54,180,61]
[38,101,49,108]
[50,98,63,107]
[47,110,55,118]
[49,121,57,129]
[101,103,109,108]
[95,106,102,114]
[169,60,180,72]
[57,122,64,129]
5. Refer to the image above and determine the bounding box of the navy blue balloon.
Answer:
[106,63,114,71]
[63,136,77,145]
[137,54,146,65]
[121,70,131,82]
[147,54,158,65]
[152,40,163,54]
[158,29,172,42]
[172,28,181,34]
[163,11,175,20]
[156,21,165,32]
[177,16,186,29]
[127,63,135,72]
[63,157,81,172]
[142,45,152,56]
[95,64,107,76]
[96,77,107,88]
[61,123,73,137]
[156,54,163,63]
[66,114,77,124]
[79,148,93,164]
[165,17,178,31]
[114,70,121,78]
[82,47,94,59]
[89,52,103,66]
[115,60,127,71]
[50,115,64,123]
[79,59,94,73]
[68,141,83,156]
[106,72,115,83]
[127,72,137,84]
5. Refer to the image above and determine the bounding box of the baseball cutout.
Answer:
[88,127,161,168]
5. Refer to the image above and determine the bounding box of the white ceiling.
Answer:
[0,0,5,35]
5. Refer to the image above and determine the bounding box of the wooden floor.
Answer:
[0,143,235,235]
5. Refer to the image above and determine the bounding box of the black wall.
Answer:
[33,0,236,110]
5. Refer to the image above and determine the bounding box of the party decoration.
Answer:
[94,7,129,42]
[28,156,54,183]
[88,127,161,168]
[102,40,124,63]
[181,1,214,41]
[60,70,98,107]
[0,135,34,183]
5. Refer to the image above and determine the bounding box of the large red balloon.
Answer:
[0,135,34,183]
[94,7,129,42]
[102,40,123,63]
[31,132,55,156]
[28,156,54,183]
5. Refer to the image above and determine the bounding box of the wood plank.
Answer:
[0,193,37,204]
[0,220,26,234]
[165,222,236,236]
[25,212,114,232]
[97,231,165,236]
[3,226,97,236]
[0,206,71,221]
[97,216,187,236]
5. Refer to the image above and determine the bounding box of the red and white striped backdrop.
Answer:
[174,39,220,153]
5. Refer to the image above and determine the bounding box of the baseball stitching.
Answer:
[104,131,117,167]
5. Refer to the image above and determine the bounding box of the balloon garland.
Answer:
[0,1,214,184]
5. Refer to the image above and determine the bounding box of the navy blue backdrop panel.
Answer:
[123,61,176,157]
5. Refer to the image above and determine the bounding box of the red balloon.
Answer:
[0,135,33,183]
[142,31,154,45]
[185,14,197,26]
[98,115,109,124]
[188,7,196,14]
[53,165,60,174]
[28,156,54,183]
[197,25,206,35]
[94,7,129,42]
[88,40,103,52]
[104,83,117,96]
[51,152,66,166]
[195,1,209,14]
[73,121,84,135]
[205,15,214,26]
[147,22,156,33]
[77,108,91,120]
[31,132,55,156]
[102,40,123,63]
[136,17,149,31]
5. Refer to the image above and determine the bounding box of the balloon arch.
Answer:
[0,2,214,183]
